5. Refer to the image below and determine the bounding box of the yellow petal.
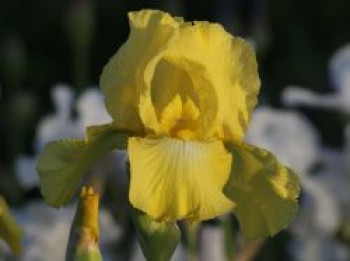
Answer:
[158,94,183,133]
[224,142,300,239]
[164,22,260,140]
[100,10,180,134]
[128,136,234,222]
[37,124,127,207]
[101,10,259,140]
[150,57,217,139]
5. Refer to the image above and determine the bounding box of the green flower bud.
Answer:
[131,207,180,261]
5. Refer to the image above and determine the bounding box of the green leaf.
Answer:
[224,142,300,239]
[130,207,180,261]
[37,123,128,207]
[0,196,23,255]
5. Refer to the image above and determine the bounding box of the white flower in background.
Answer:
[317,146,350,215]
[246,107,319,175]
[13,85,125,260]
[75,87,112,138]
[15,156,38,190]
[36,84,76,151]
[281,44,350,219]
[329,45,350,97]
[283,44,350,113]
[246,106,344,261]
[18,203,73,261]
[14,202,121,261]
[279,44,350,260]
[200,226,225,261]
[15,84,75,189]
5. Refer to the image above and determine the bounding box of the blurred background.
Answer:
[1,0,350,260]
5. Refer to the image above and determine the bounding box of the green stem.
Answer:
[221,216,236,261]
[183,221,200,261]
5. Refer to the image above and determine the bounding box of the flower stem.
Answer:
[183,221,200,261]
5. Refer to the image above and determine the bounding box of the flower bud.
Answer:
[66,186,102,261]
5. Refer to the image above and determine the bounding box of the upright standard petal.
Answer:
[37,124,127,207]
[224,143,300,239]
[150,57,218,140]
[100,10,180,133]
[128,137,234,221]
[164,22,260,140]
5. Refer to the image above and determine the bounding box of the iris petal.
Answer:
[101,10,259,141]
[37,124,127,207]
[100,10,180,134]
[150,57,218,139]
[128,136,234,221]
[224,142,300,238]
[164,22,260,140]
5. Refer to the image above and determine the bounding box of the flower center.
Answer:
[151,58,201,139]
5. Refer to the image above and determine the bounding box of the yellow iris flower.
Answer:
[37,9,300,239]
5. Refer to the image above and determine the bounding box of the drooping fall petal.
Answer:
[37,124,127,207]
[128,136,234,221]
[224,142,300,239]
